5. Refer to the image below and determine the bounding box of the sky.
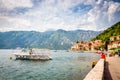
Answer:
[0,0,120,32]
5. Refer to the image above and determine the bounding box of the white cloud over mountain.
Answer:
[0,0,120,32]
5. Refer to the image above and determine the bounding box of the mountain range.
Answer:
[0,29,100,50]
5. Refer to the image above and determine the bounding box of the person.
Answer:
[92,61,97,68]
[101,52,106,60]
[118,50,120,57]
[29,49,33,55]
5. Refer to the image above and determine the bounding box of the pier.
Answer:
[84,59,104,80]
[84,56,120,80]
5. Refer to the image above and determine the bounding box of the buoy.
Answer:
[92,61,97,68]
[9,56,12,60]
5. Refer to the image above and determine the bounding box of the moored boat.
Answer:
[13,48,52,60]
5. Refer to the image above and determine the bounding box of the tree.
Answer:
[104,39,110,51]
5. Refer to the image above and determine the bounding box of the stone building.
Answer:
[110,35,120,41]
[71,40,104,52]
[108,35,120,50]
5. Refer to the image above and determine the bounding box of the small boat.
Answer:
[13,48,52,60]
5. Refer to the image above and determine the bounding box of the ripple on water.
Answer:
[0,50,100,80]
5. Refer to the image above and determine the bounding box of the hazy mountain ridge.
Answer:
[0,30,101,50]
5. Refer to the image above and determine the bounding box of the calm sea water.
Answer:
[0,49,100,80]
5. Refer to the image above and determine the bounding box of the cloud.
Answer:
[0,0,120,32]
[86,0,120,30]
[0,0,33,10]
[0,16,31,31]
[107,1,120,22]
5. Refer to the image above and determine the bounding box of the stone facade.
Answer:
[110,35,120,41]
[71,40,104,52]
[108,35,120,50]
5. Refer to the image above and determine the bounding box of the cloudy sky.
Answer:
[0,0,120,32]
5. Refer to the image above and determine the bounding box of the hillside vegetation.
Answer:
[92,21,120,41]
[0,30,100,50]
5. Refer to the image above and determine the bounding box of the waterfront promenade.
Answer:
[84,55,120,80]
[104,56,120,80]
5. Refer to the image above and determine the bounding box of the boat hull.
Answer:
[14,54,52,60]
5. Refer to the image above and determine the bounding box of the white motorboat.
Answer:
[14,49,52,60]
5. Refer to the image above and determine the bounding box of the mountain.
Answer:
[0,29,100,50]
[92,21,120,42]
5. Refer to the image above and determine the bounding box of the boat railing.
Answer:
[31,49,50,55]
[18,48,50,55]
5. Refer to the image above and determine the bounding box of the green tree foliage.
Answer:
[92,21,120,42]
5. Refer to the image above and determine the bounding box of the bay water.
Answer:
[0,49,100,80]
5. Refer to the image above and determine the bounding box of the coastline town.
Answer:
[71,35,120,56]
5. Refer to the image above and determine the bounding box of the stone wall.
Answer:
[84,59,104,80]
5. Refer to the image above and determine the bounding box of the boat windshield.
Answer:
[21,49,29,52]
[21,48,50,55]
[32,49,49,55]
